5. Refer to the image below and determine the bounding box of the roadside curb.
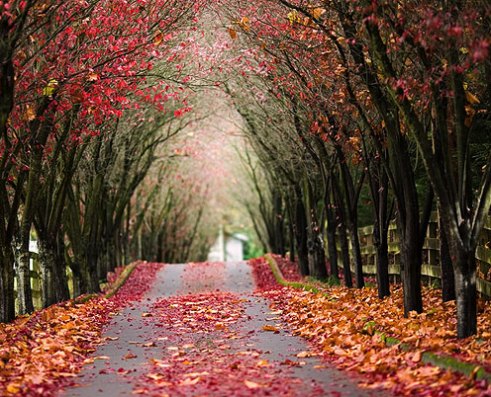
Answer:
[104,261,141,299]
[264,254,491,382]
[71,261,141,304]
[264,254,323,294]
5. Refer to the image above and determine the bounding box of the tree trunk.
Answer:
[294,198,309,276]
[69,261,83,298]
[453,253,477,338]
[39,241,57,308]
[273,191,286,256]
[307,232,327,279]
[85,246,101,293]
[296,232,309,276]
[374,221,390,298]
[372,180,390,298]
[348,223,364,288]
[55,241,70,302]
[392,136,424,315]
[0,47,15,136]
[38,235,70,307]
[332,175,352,287]
[338,223,353,288]
[326,204,339,280]
[16,238,34,314]
[400,229,423,315]
[83,262,100,294]
[102,235,117,277]
[98,243,109,283]
[288,223,295,263]
[439,220,456,302]
[0,247,16,323]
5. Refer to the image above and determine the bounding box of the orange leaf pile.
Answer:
[0,298,116,396]
[251,257,491,396]
[0,262,162,396]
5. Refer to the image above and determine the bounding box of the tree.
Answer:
[360,0,490,337]
[1,0,203,319]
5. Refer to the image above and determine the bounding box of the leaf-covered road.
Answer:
[62,262,379,396]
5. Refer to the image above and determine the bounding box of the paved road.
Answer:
[61,262,382,396]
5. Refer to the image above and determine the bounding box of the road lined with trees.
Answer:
[0,0,490,344]
[226,0,490,339]
[0,0,210,322]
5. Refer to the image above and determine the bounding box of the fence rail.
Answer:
[13,213,491,313]
[355,213,491,296]
[14,255,74,313]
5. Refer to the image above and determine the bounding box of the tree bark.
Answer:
[273,191,286,256]
[333,176,352,287]
[326,201,339,280]
[294,198,309,276]
[288,222,295,263]
[374,221,390,298]
[439,218,456,302]
[400,226,423,315]
[69,261,83,298]
[0,247,16,323]
[338,223,353,288]
[307,232,328,279]
[85,243,101,294]
[348,223,364,288]
[16,237,34,314]
[39,241,57,308]
[453,254,477,338]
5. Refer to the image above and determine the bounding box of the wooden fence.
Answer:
[356,213,491,296]
[13,213,491,313]
[13,252,75,314]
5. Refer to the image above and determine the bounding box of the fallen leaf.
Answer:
[6,384,20,394]
[93,355,111,361]
[470,365,482,380]
[412,351,422,362]
[146,373,165,381]
[153,31,164,46]
[228,27,237,40]
[179,377,200,386]
[281,359,301,367]
[262,325,280,333]
[244,380,262,389]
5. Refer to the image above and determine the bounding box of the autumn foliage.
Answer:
[0,262,162,396]
[134,292,324,396]
[251,256,491,396]
[227,0,491,340]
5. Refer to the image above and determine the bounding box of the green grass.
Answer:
[264,255,322,294]
[422,352,491,381]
